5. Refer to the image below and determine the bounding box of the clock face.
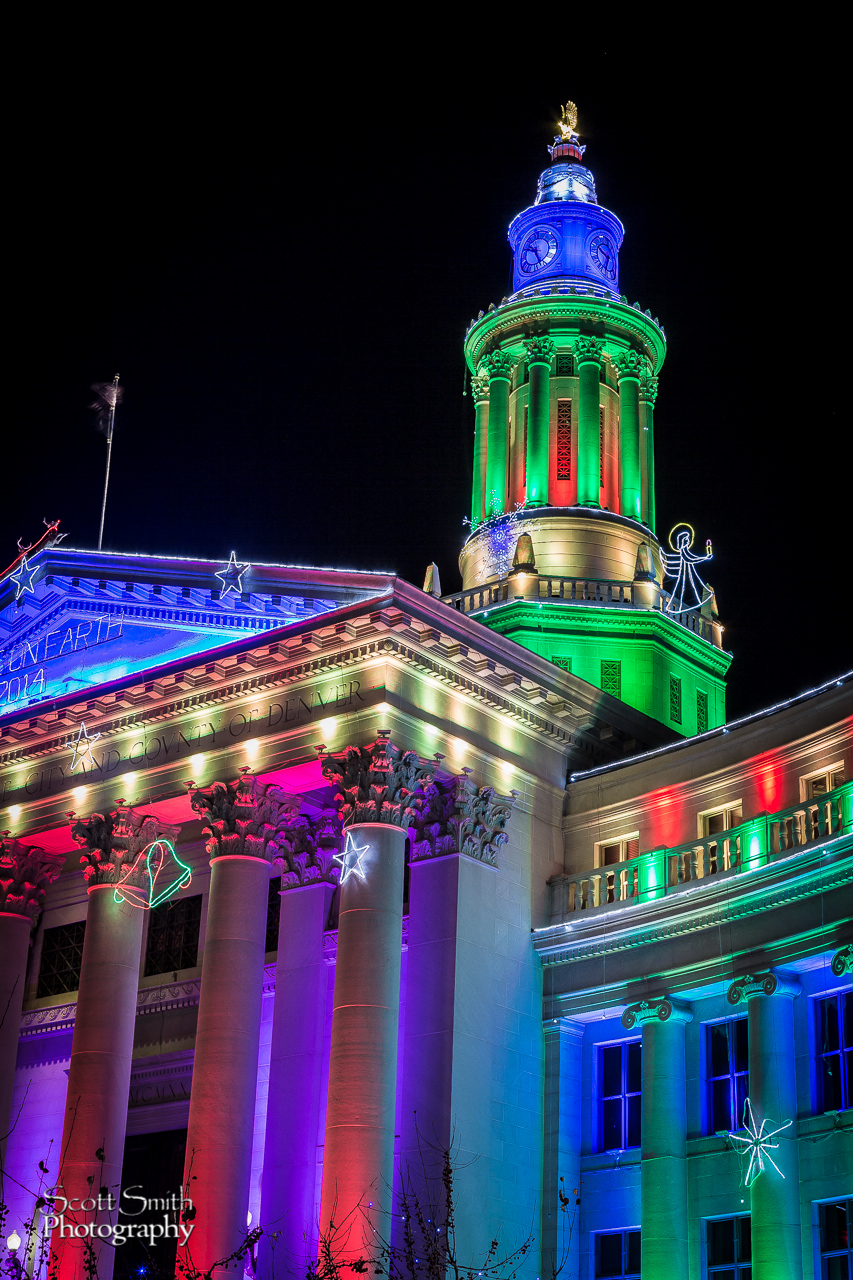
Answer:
[519,226,559,274]
[588,232,618,280]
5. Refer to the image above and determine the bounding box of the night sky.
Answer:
[7,42,847,722]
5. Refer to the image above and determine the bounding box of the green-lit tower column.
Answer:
[471,370,490,524]
[727,973,803,1280]
[484,350,514,516]
[524,336,555,505]
[614,349,643,522]
[574,336,604,506]
[639,371,658,531]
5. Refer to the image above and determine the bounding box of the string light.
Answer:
[114,839,192,910]
[333,831,370,885]
[67,721,101,773]
[215,551,250,596]
[663,523,713,616]
[728,1097,792,1187]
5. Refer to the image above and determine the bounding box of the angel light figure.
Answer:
[663,523,713,615]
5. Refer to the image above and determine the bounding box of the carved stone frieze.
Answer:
[484,350,515,380]
[274,808,342,890]
[471,372,490,401]
[189,771,301,864]
[71,805,181,887]
[321,734,436,829]
[639,372,659,404]
[525,336,556,365]
[726,970,801,1005]
[831,944,853,977]
[406,770,516,868]
[612,348,645,380]
[622,996,692,1029]
[0,838,65,922]
[572,336,605,365]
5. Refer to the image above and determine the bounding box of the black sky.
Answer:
[6,36,848,721]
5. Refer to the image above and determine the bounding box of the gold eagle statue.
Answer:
[558,101,579,141]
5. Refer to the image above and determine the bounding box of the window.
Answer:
[144,896,202,976]
[707,1216,751,1278]
[816,993,852,1113]
[37,921,86,997]
[551,655,572,672]
[595,1229,640,1278]
[804,766,845,799]
[701,805,744,837]
[669,674,682,723]
[697,689,708,733]
[820,1200,852,1279]
[266,876,282,953]
[522,405,528,468]
[598,1041,641,1151]
[706,1018,748,1133]
[599,407,605,485]
[556,399,572,479]
[598,834,640,866]
[556,353,573,377]
[601,659,621,698]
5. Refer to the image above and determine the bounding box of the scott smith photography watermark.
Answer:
[45,1187,195,1248]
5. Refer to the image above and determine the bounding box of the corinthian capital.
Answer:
[0,839,65,922]
[189,772,301,864]
[726,970,801,1005]
[274,808,342,890]
[525,336,556,365]
[471,371,490,401]
[639,372,659,404]
[321,735,436,829]
[612,349,645,380]
[71,805,181,887]
[483,350,515,380]
[622,996,692,1029]
[572,335,604,365]
[406,771,516,868]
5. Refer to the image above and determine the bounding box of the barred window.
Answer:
[600,407,605,485]
[816,992,852,1113]
[552,655,572,672]
[266,876,282,953]
[37,921,86,997]
[820,1201,853,1278]
[598,1041,641,1151]
[556,399,572,480]
[144,895,202,977]
[707,1216,751,1278]
[670,674,683,723]
[555,353,573,377]
[697,689,708,733]
[601,660,621,698]
[706,1018,748,1133]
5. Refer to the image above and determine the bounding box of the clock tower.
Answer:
[452,104,731,737]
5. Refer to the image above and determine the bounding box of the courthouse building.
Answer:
[0,108,850,1280]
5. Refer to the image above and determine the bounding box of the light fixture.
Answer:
[6,1231,21,1254]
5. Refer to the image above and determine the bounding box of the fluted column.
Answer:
[0,840,64,1166]
[483,351,514,517]
[639,373,658,532]
[623,996,692,1280]
[53,805,179,1280]
[318,736,434,1262]
[178,775,295,1278]
[524,337,555,505]
[573,336,604,506]
[614,349,644,522]
[257,810,340,1280]
[471,371,490,525]
[727,972,802,1280]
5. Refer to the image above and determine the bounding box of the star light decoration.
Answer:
[333,831,371,885]
[67,722,101,773]
[9,555,39,600]
[728,1097,793,1188]
[215,551,250,596]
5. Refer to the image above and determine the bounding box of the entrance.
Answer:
[114,1128,187,1279]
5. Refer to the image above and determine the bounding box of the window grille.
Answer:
[820,1200,853,1278]
[594,1230,640,1278]
[266,876,282,953]
[670,674,682,723]
[551,655,571,672]
[144,895,202,976]
[556,400,572,479]
[600,407,605,485]
[601,660,621,698]
[706,1018,748,1133]
[598,1041,641,1151]
[706,1216,751,1278]
[697,689,708,733]
[555,353,573,377]
[37,921,86,997]
[816,993,852,1113]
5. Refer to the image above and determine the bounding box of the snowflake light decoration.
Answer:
[728,1096,792,1188]
[464,498,540,581]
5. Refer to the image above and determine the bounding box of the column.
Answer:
[471,371,490,525]
[524,336,555,506]
[639,372,658,533]
[179,775,293,1279]
[541,1020,584,1280]
[483,350,514,517]
[614,349,644,522]
[727,972,802,1280]
[257,813,339,1280]
[52,805,179,1280]
[0,840,64,1165]
[573,336,604,506]
[318,737,433,1262]
[623,996,693,1280]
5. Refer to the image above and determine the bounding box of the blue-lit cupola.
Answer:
[508,102,624,297]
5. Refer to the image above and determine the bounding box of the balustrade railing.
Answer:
[547,780,852,921]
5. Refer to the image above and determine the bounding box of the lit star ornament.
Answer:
[333,831,371,885]
[67,721,101,773]
[9,555,39,600]
[215,551,250,596]
[728,1097,793,1187]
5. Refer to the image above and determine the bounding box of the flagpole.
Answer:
[97,374,120,552]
